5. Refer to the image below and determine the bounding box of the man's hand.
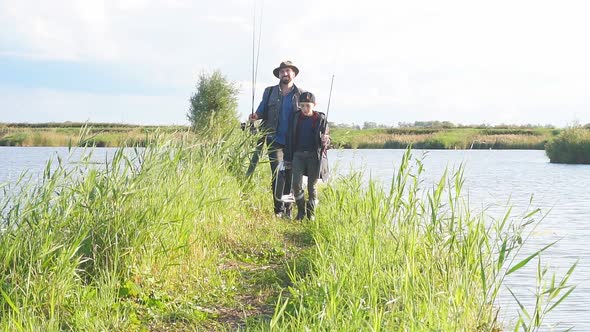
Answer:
[249,113,259,122]
[321,134,331,148]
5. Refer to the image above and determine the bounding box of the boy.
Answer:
[284,92,330,220]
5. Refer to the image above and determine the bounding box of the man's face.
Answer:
[279,68,296,84]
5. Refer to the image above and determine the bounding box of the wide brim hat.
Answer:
[273,61,299,78]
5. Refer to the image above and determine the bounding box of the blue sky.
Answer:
[0,57,166,94]
[1,0,590,126]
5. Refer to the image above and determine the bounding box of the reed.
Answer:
[262,150,576,331]
[0,124,8,136]
[1,126,557,149]
[330,127,556,150]
[0,129,308,330]
[0,127,184,147]
[470,134,547,150]
[545,126,590,164]
[0,130,575,330]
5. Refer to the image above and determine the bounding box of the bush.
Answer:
[0,133,27,146]
[480,129,540,136]
[0,124,8,137]
[386,128,443,135]
[545,126,590,164]
[187,70,239,138]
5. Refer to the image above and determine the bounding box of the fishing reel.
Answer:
[240,121,259,134]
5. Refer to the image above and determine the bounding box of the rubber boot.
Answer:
[295,199,306,221]
[306,201,316,221]
[274,200,284,218]
[283,203,292,220]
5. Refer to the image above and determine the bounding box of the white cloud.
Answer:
[1,0,590,125]
[0,1,117,60]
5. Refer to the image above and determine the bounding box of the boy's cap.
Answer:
[299,92,315,104]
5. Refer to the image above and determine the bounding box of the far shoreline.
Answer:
[1,122,561,150]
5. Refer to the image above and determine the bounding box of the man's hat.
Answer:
[299,92,315,104]
[273,60,299,78]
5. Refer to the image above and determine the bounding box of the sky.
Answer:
[1,0,590,127]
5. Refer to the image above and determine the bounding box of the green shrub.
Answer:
[0,133,27,146]
[0,124,9,137]
[382,140,409,149]
[187,70,240,138]
[386,128,443,135]
[545,127,590,164]
[480,129,541,136]
[417,137,448,149]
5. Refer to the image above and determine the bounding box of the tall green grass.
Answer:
[545,126,590,164]
[0,129,575,330]
[0,126,186,147]
[331,127,556,150]
[0,129,309,330]
[261,150,576,331]
[1,125,557,149]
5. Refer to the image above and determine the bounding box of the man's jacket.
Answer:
[257,84,305,135]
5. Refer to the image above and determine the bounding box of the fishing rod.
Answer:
[325,74,335,123]
[318,74,334,183]
[250,3,255,118]
[248,0,264,134]
[245,0,264,177]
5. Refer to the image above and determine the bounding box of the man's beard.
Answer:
[280,76,292,84]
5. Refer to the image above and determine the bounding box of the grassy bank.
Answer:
[267,152,575,331]
[0,130,575,330]
[545,126,590,164]
[1,123,560,150]
[0,123,187,147]
[330,127,558,150]
[0,130,301,330]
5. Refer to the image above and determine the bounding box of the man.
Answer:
[284,92,330,221]
[248,60,305,218]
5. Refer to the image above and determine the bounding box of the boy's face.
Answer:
[300,102,315,115]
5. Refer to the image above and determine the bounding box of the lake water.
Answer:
[331,149,589,331]
[1,147,588,330]
[0,147,122,196]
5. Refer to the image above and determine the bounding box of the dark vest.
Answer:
[260,84,305,134]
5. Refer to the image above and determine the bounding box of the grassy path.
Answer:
[197,223,314,331]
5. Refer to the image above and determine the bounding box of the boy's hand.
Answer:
[249,113,259,122]
[321,135,330,147]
